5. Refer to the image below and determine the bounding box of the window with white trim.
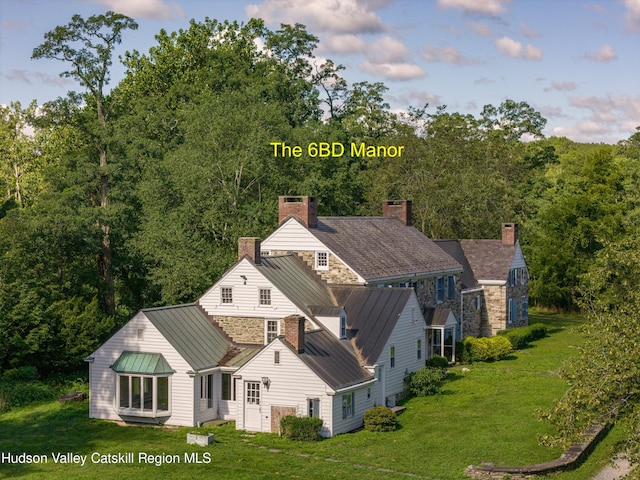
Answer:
[390,346,396,368]
[308,398,320,418]
[342,392,355,419]
[221,373,236,401]
[259,288,271,306]
[200,374,213,410]
[221,287,233,304]
[340,313,347,339]
[266,319,279,344]
[246,382,260,405]
[274,350,280,364]
[117,374,170,416]
[315,251,328,270]
[417,339,422,360]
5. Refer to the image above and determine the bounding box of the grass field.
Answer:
[0,312,626,479]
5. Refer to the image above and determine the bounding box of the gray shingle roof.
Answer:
[459,240,516,282]
[143,304,231,372]
[332,286,413,366]
[310,217,462,281]
[434,240,479,289]
[285,329,374,390]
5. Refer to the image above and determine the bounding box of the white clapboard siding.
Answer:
[375,293,426,402]
[262,218,328,251]
[198,259,313,323]
[89,312,195,426]
[331,384,375,435]
[234,339,336,436]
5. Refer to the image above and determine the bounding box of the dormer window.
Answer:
[340,313,347,339]
[315,251,328,270]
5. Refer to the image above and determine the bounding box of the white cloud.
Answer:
[90,0,184,20]
[625,0,640,32]
[421,45,480,65]
[520,22,540,38]
[564,95,640,142]
[467,21,492,36]
[359,60,426,81]
[246,0,390,34]
[585,44,617,62]
[319,34,368,55]
[3,70,75,87]
[544,81,577,92]
[437,0,510,16]
[495,36,543,60]
[2,21,25,31]
[367,36,411,64]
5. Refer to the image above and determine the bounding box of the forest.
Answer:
[1,12,640,458]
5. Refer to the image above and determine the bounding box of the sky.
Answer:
[0,0,639,144]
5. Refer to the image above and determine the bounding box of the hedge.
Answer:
[497,323,548,349]
[363,406,397,432]
[280,416,323,441]
[462,336,513,362]
[405,366,447,396]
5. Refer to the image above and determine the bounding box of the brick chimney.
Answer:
[238,237,261,264]
[278,196,318,228]
[382,200,412,226]
[283,315,305,353]
[502,223,518,245]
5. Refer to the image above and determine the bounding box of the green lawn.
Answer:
[0,313,624,479]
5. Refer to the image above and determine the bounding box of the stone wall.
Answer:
[212,315,264,344]
[271,250,361,285]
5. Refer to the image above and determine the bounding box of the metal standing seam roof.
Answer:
[309,216,462,281]
[256,254,337,318]
[111,352,174,374]
[142,304,231,372]
[284,329,374,390]
[332,286,414,366]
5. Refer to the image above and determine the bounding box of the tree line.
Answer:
[2,15,640,455]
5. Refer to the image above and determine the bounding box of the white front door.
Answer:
[244,381,261,430]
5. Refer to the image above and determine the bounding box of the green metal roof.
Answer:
[111,351,174,374]
[142,304,231,372]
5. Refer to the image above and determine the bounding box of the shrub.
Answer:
[463,336,512,362]
[363,406,397,432]
[0,380,58,413]
[498,323,548,350]
[405,367,447,396]
[280,416,323,441]
[426,355,449,369]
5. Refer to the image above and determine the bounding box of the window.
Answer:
[367,387,371,399]
[522,296,529,319]
[475,295,483,310]
[221,287,233,304]
[137,329,144,340]
[259,288,271,306]
[221,373,236,401]
[316,251,328,270]
[508,298,518,323]
[436,277,445,303]
[390,346,395,368]
[447,275,456,300]
[417,339,422,360]
[342,392,355,419]
[117,375,170,416]
[246,382,260,405]
[340,313,347,339]
[200,374,213,410]
[274,350,280,364]
[308,398,320,418]
[266,320,279,344]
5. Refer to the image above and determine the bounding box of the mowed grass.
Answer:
[0,312,624,479]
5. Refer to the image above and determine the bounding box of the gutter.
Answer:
[328,377,378,395]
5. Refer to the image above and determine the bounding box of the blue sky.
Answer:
[1,0,638,143]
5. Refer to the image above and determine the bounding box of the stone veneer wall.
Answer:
[461,293,483,338]
[212,316,264,344]
[270,250,361,285]
[483,285,506,336]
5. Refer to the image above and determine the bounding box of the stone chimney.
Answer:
[502,223,518,245]
[278,196,318,228]
[238,237,261,264]
[283,315,305,353]
[382,200,412,226]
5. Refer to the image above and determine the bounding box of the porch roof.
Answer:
[111,351,174,375]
